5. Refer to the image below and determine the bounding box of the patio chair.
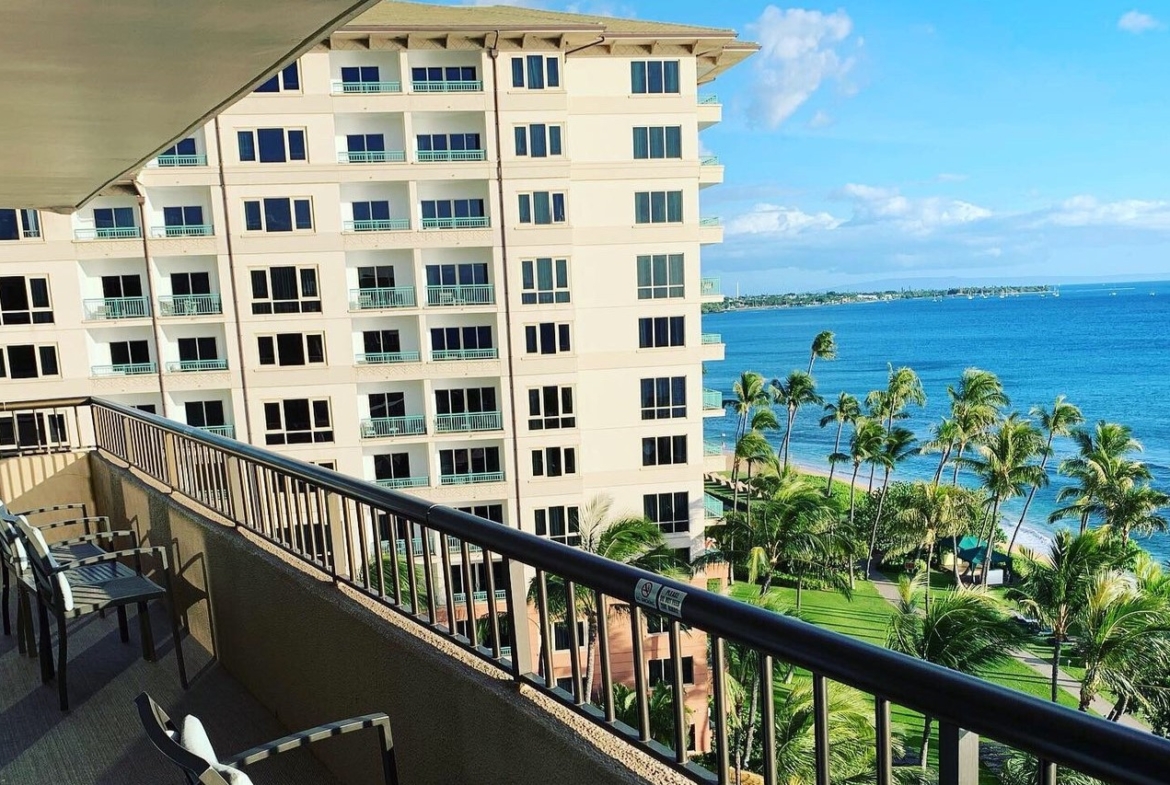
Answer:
[14,515,187,710]
[135,692,400,785]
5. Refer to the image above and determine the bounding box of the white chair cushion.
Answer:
[179,715,254,785]
[26,521,73,612]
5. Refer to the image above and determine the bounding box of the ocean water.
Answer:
[702,281,1170,559]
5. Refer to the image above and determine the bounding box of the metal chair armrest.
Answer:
[35,516,110,532]
[12,503,87,517]
[56,546,169,573]
[223,714,394,768]
[53,530,137,548]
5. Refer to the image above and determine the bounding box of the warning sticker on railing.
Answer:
[634,579,687,619]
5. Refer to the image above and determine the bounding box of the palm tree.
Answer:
[729,371,772,492]
[1090,481,1170,545]
[892,483,976,613]
[772,370,823,469]
[832,418,885,565]
[1051,421,1149,534]
[945,368,1009,486]
[965,415,1047,584]
[609,681,692,748]
[736,430,775,529]
[921,416,960,486]
[887,575,1027,766]
[1006,396,1083,555]
[864,365,925,488]
[820,392,861,493]
[1010,529,1124,701]
[863,426,917,576]
[807,330,837,375]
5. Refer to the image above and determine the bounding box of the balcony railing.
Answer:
[343,218,411,233]
[420,216,489,230]
[83,296,151,320]
[155,153,207,167]
[703,388,724,410]
[158,293,222,317]
[703,440,723,457]
[197,424,235,438]
[452,589,509,604]
[700,277,721,296]
[331,80,402,94]
[74,226,141,240]
[360,415,427,439]
[91,363,156,377]
[338,150,407,164]
[150,224,213,238]
[430,348,497,362]
[700,155,720,166]
[701,333,723,345]
[165,359,228,373]
[349,287,417,310]
[58,396,1170,785]
[416,149,487,163]
[434,411,503,434]
[439,471,504,486]
[375,476,430,490]
[355,351,422,365]
[704,493,724,519]
[411,80,482,93]
[699,94,719,104]
[699,216,722,227]
[425,284,494,306]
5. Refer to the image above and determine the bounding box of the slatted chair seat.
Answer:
[66,572,165,616]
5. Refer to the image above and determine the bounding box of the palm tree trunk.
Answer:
[952,533,962,586]
[796,573,804,611]
[583,612,599,704]
[865,479,891,576]
[1007,440,1053,556]
[932,445,952,486]
[920,715,933,769]
[924,540,934,615]
[1079,665,1098,712]
[868,462,877,492]
[782,407,795,468]
[1051,636,1062,702]
[980,497,1001,585]
[826,422,844,493]
[951,442,966,486]
[1108,694,1129,722]
[848,463,861,580]
[740,663,760,773]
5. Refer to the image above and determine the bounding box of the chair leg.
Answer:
[161,570,188,689]
[138,601,155,661]
[117,606,129,643]
[378,725,400,785]
[56,614,68,712]
[2,569,10,637]
[16,589,29,655]
[36,597,53,683]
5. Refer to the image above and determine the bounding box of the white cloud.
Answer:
[1118,10,1163,33]
[836,183,992,232]
[1045,195,1170,229]
[808,110,834,128]
[745,7,857,128]
[726,203,842,235]
[564,1,636,16]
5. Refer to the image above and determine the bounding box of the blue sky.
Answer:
[448,1,1170,292]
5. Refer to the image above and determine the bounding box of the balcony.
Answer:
[704,492,725,520]
[164,359,228,373]
[337,150,407,164]
[91,362,157,376]
[698,94,722,128]
[701,333,722,345]
[416,149,487,163]
[331,79,402,94]
[411,80,482,93]
[158,293,222,317]
[430,348,498,362]
[83,296,152,321]
[700,276,722,302]
[375,475,429,489]
[198,424,235,438]
[453,589,508,604]
[349,287,417,310]
[699,156,724,187]
[74,226,142,240]
[703,441,723,457]
[419,216,489,230]
[154,153,207,167]
[699,216,723,245]
[359,415,427,439]
[439,470,504,486]
[150,224,213,238]
[355,351,421,365]
[434,411,503,434]
[343,218,411,233]
[702,388,724,414]
[425,284,494,306]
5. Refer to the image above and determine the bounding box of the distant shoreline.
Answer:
[703,285,1052,314]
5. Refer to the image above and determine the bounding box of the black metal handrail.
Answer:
[25,395,1170,785]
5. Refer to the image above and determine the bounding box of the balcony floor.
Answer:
[0,603,342,784]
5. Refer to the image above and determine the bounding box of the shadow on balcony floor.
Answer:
[0,603,343,785]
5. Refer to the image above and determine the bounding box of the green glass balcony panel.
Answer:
[377,476,429,490]
[355,351,422,365]
[703,389,724,410]
[452,589,509,603]
[439,471,504,486]
[430,348,497,362]
[703,441,723,456]
[75,226,142,240]
[151,224,213,238]
[343,218,411,232]
[165,359,228,373]
[349,287,416,310]
[699,94,720,104]
[338,150,407,164]
[155,154,208,167]
[416,149,487,163]
[434,411,503,433]
[91,362,157,377]
[332,80,402,94]
[700,277,721,296]
[704,493,724,519]
[700,155,720,166]
[425,284,494,306]
[360,415,427,439]
[699,217,721,227]
[701,333,722,345]
[158,294,222,317]
[419,216,489,230]
[83,297,151,320]
[411,80,482,93]
[199,425,236,439]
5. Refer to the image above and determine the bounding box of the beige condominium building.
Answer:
[0,0,754,750]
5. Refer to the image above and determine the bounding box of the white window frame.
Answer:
[242,197,314,233]
[520,258,570,305]
[249,266,321,314]
[531,446,577,478]
[527,385,575,431]
[263,398,333,446]
[0,344,59,379]
[256,333,326,367]
[237,128,307,164]
[534,505,580,546]
[637,253,685,300]
[524,322,572,355]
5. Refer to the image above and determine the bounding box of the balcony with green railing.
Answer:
[703,388,724,410]
[158,293,222,317]
[452,589,509,604]
[150,224,213,238]
[416,149,487,163]
[434,411,503,434]
[83,297,151,321]
[199,425,235,438]
[359,415,426,439]
[74,226,141,240]
[439,471,504,486]
[699,94,720,104]
[419,216,489,230]
[337,150,407,164]
[155,153,208,167]
[343,218,411,233]
[91,362,157,377]
[355,351,422,366]
[375,475,429,490]
[425,284,494,306]
[349,287,417,310]
[701,333,722,345]
[411,80,482,93]
[700,277,721,297]
[331,79,402,94]
[165,359,228,373]
[703,440,723,457]
[699,216,722,227]
[704,493,724,519]
[430,348,497,362]
[700,155,720,165]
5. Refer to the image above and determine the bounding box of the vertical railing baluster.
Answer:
[630,605,650,743]
[535,569,554,689]
[1038,759,1056,785]
[482,548,500,657]
[760,655,777,785]
[420,525,437,623]
[596,590,614,719]
[669,620,687,763]
[386,513,402,605]
[461,541,478,648]
[502,556,523,678]
[565,579,583,704]
[439,528,457,635]
[403,518,420,614]
[712,636,729,785]
[938,722,978,785]
[812,673,829,785]
[875,696,893,785]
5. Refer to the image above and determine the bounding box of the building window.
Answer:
[352,201,393,225]
[369,392,406,419]
[159,138,197,159]
[524,323,571,355]
[362,329,402,356]
[634,191,683,224]
[0,209,40,241]
[425,263,488,289]
[340,65,381,86]
[412,65,477,86]
[346,134,386,158]
[257,333,325,366]
[520,258,570,304]
[644,491,689,534]
[517,192,566,225]
[646,613,670,634]
[185,401,226,428]
[640,376,686,420]
[263,399,332,445]
[553,621,586,651]
[527,386,574,431]
[435,387,497,417]
[511,55,560,89]
[421,199,485,222]
[250,267,320,314]
[0,412,66,453]
[642,435,687,466]
[314,460,336,471]
[161,206,205,235]
[176,337,218,366]
[631,60,680,94]
[93,207,138,233]
[455,503,504,524]
[439,447,501,478]
[532,446,577,478]
[357,266,396,291]
[109,340,151,368]
[374,452,413,483]
[633,126,682,159]
[535,505,580,546]
[243,198,312,232]
[638,316,685,348]
[431,326,493,353]
[0,345,59,379]
[417,133,481,153]
[637,254,685,299]
[513,124,563,158]
[0,276,52,324]
[648,656,695,686]
[171,272,211,297]
[254,62,300,93]
[237,129,306,163]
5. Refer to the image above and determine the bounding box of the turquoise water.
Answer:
[703,281,1170,558]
